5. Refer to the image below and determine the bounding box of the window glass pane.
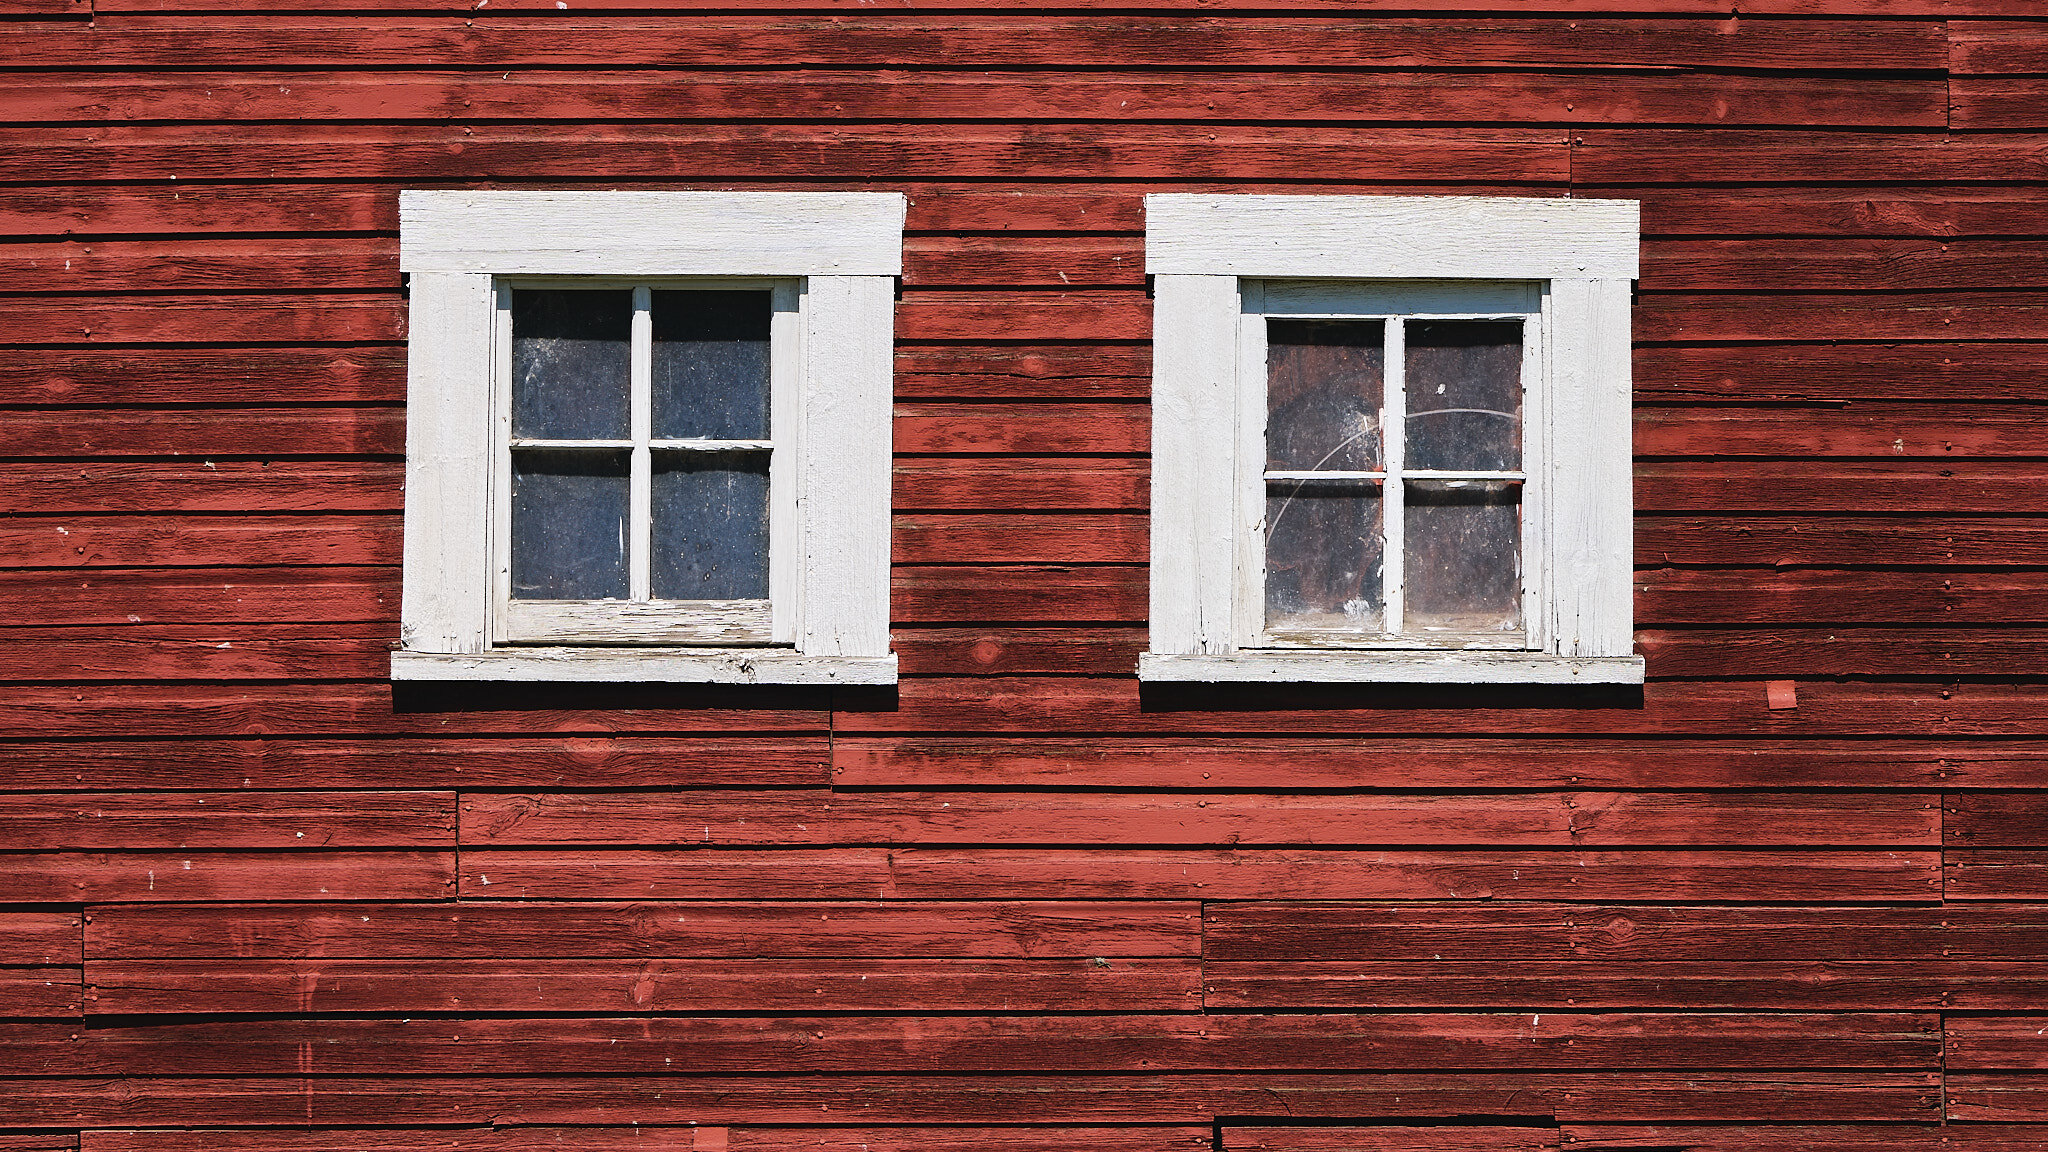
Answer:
[511,289,632,440]
[1404,319,1523,472]
[1265,479,1383,633]
[653,453,770,600]
[510,449,629,600]
[1404,479,1521,634]
[1267,320,1384,471]
[653,290,773,441]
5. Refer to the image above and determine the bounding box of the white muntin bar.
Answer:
[1382,316,1406,635]
[629,285,653,603]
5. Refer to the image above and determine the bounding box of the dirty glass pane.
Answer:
[1265,478,1383,633]
[1404,480,1522,634]
[1267,319,1384,472]
[510,449,630,600]
[652,452,770,601]
[1405,319,1523,472]
[653,290,773,441]
[511,289,632,440]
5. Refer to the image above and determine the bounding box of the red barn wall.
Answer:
[2,1,2047,1147]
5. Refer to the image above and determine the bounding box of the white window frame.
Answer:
[1140,194,1645,685]
[391,191,902,685]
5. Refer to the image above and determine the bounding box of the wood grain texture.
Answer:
[78,1129,1211,1152]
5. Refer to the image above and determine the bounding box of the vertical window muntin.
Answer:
[491,277,801,647]
[1242,280,1544,651]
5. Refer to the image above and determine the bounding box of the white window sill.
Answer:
[391,649,898,685]
[1138,651,1645,685]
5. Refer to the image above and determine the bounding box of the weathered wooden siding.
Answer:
[2,1,2046,1146]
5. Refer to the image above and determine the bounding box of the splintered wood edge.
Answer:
[1138,652,1646,685]
[391,650,899,684]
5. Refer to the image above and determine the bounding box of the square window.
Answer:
[391,191,902,684]
[1141,195,1644,685]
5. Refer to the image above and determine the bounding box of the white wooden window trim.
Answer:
[1141,194,1643,686]
[392,191,902,685]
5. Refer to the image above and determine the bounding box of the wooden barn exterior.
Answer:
[5,1,2048,1148]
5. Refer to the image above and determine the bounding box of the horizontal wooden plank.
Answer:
[896,626,1141,676]
[1637,292,2048,343]
[0,70,1946,130]
[1635,343,2048,403]
[0,683,829,738]
[1951,1017,2048,1070]
[87,900,1197,959]
[0,347,403,407]
[1950,23,2048,75]
[897,343,1148,398]
[1637,462,2048,514]
[459,847,1940,902]
[895,566,1143,624]
[3,514,395,569]
[839,678,2048,738]
[832,736,2048,790]
[1948,1075,2048,1122]
[1574,130,2048,184]
[0,736,828,790]
[0,1071,1944,1128]
[0,914,80,966]
[1638,571,2048,624]
[895,515,1143,565]
[1205,960,2048,1011]
[62,0,2010,13]
[0,634,389,681]
[0,463,401,514]
[1561,1125,2048,1151]
[1637,628,2048,678]
[0,238,393,292]
[1949,793,2048,847]
[895,458,1147,511]
[1635,403,2048,458]
[1947,851,2048,900]
[0,850,452,903]
[1224,1129,1554,1152]
[896,403,1143,454]
[85,956,1200,1014]
[1638,517,2048,567]
[80,1128,1210,1152]
[1203,902,2048,962]
[0,792,453,850]
[0,407,404,457]
[1952,77,2048,130]
[12,1012,1939,1075]
[1632,187,2048,239]
[2,293,400,344]
[460,791,1938,848]
[1640,239,2048,291]
[0,126,1569,185]
[0,19,1946,71]
[0,968,79,1018]
[0,568,393,628]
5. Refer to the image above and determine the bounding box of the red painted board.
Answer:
[457,790,1939,848]
[1946,851,2048,900]
[0,792,454,849]
[0,851,454,903]
[1947,1016,2048,1070]
[0,968,80,1018]
[1223,1128,1557,1152]
[1947,793,2048,846]
[0,1071,1942,1128]
[79,1129,1211,1152]
[85,956,1201,1015]
[85,901,1200,959]
[456,846,1940,902]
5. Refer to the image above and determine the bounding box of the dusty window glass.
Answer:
[510,449,630,600]
[652,290,772,441]
[512,289,632,440]
[1264,320,1387,634]
[1406,320,1522,472]
[653,454,770,600]
[1405,480,1521,633]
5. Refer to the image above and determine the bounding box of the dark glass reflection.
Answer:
[510,450,630,600]
[1404,480,1521,633]
[652,453,770,601]
[652,290,773,441]
[1265,479,1383,632]
[1405,319,1523,472]
[511,289,632,440]
[1267,320,1384,472]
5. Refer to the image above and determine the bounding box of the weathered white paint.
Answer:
[392,649,899,685]
[1147,195,1640,280]
[1138,652,1645,685]
[396,192,900,682]
[398,272,495,654]
[1142,194,1639,684]
[400,191,907,277]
